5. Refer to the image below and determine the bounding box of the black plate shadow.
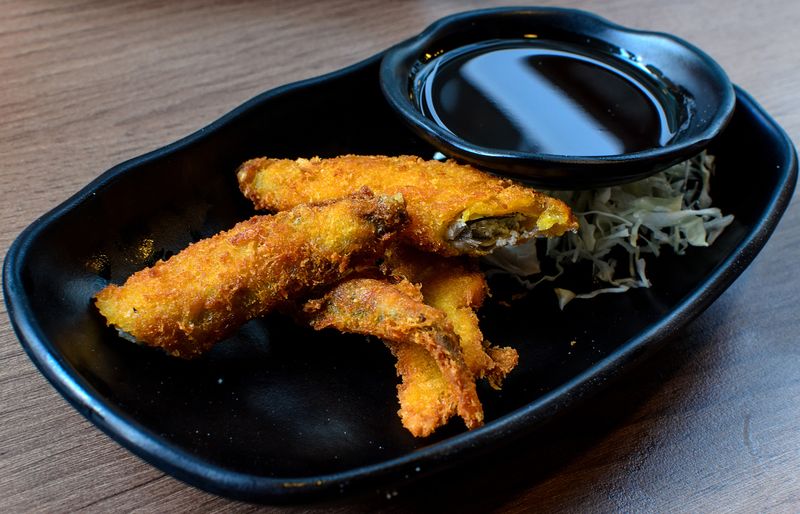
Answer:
[3,52,796,503]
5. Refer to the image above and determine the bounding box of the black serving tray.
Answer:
[3,49,796,503]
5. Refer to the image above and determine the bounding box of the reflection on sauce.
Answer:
[417,40,678,157]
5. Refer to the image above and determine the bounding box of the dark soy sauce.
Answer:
[417,40,678,156]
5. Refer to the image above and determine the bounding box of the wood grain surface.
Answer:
[2,0,798,511]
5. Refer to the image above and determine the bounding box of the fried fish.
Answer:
[373,246,518,435]
[94,189,407,357]
[382,245,518,388]
[237,155,578,256]
[302,277,483,434]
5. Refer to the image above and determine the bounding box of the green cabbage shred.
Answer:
[485,152,734,308]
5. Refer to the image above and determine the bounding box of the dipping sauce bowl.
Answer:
[380,7,736,188]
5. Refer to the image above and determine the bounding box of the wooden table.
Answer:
[2,0,798,511]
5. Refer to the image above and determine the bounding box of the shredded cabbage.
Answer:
[485,152,734,308]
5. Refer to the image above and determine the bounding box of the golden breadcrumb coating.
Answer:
[369,245,518,435]
[383,245,518,387]
[94,190,407,358]
[302,277,483,434]
[237,155,577,256]
[385,341,455,437]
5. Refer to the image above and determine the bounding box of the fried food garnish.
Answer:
[237,155,578,256]
[302,277,483,434]
[382,245,518,388]
[94,190,407,358]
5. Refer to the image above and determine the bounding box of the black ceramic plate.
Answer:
[3,51,796,503]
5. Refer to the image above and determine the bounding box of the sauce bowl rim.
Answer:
[379,6,736,187]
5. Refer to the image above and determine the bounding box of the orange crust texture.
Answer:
[302,277,483,435]
[385,341,456,438]
[236,155,578,256]
[383,245,518,388]
[94,190,407,358]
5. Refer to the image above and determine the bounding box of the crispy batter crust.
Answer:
[237,155,578,256]
[374,245,519,435]
[302,277,483,434]
[385,341,455,437]
[383,245,518,385]
[94,190,407,358]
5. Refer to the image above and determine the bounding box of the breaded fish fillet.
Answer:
[237,155,578,256]
[302,277,483,434]
[385,341,455,437]
[372,246,517,436]
[383,245,518,388]
[94,190,407,358]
